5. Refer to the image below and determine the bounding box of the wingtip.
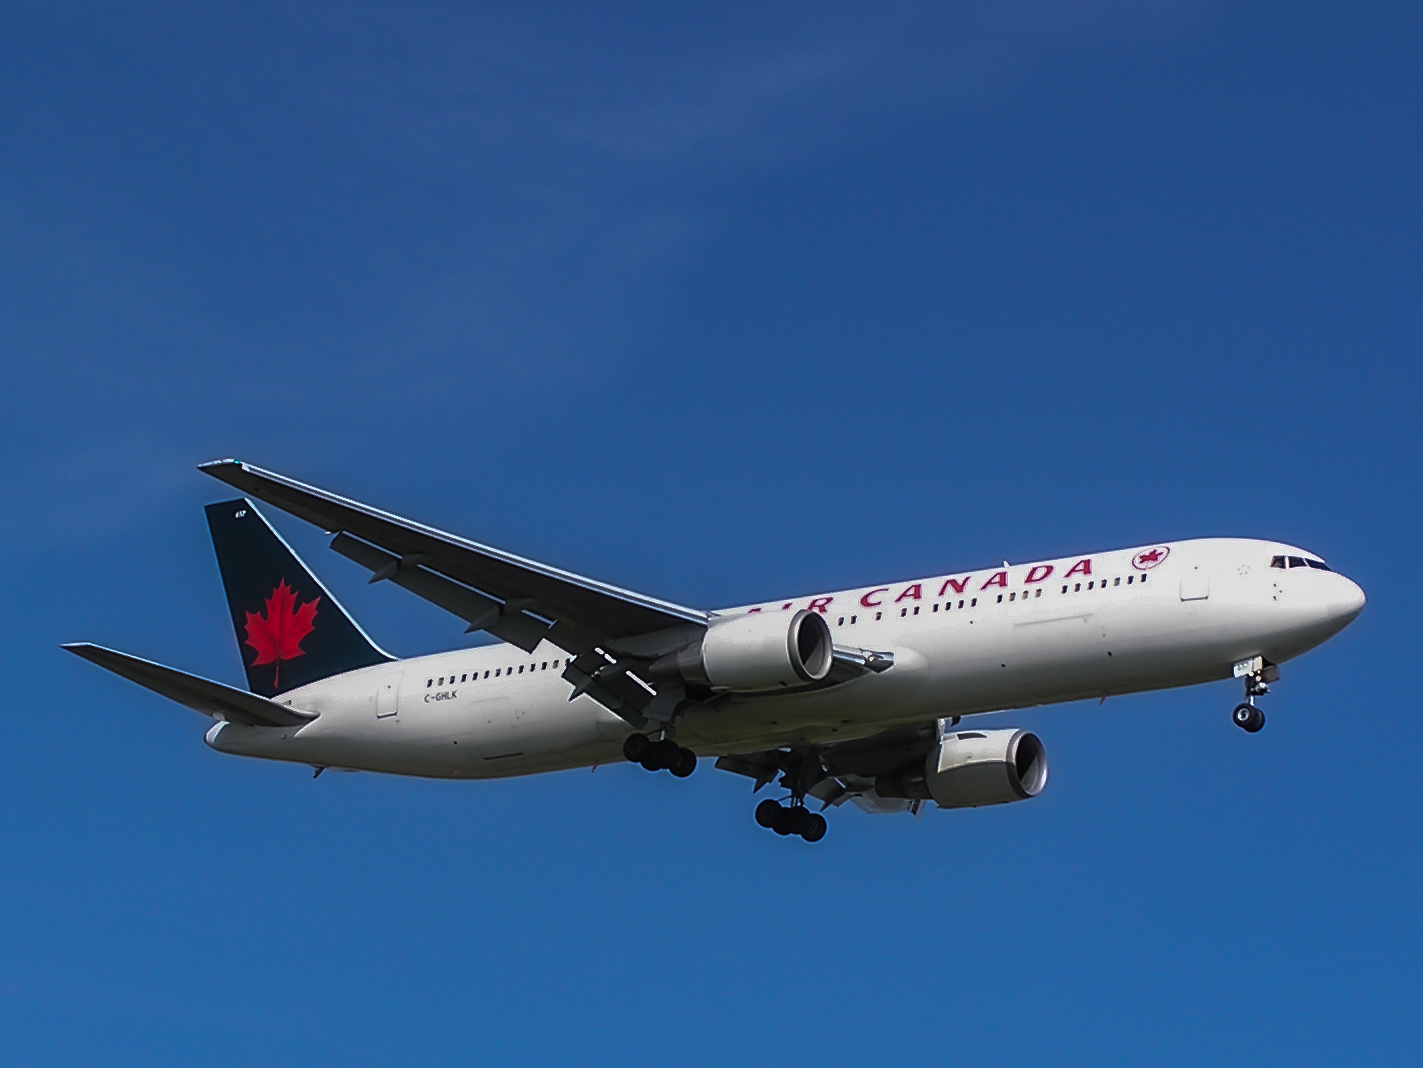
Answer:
[197,457,241,473]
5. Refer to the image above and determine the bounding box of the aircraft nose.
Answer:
[1329,577,1366,625]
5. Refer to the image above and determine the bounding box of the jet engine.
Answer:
[649,609,834,692]
[875,728,1048,809]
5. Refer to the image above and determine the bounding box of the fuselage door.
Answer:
[1180,564,1211,602]
[375,673,401,719]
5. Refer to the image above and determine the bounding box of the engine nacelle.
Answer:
[876,728,1048,809]
[649,609,834,692]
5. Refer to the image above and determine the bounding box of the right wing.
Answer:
[196,459,891,727]
[63,643,315,728]
[198,459,708,722]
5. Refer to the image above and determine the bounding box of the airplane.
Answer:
[66,459,1366,843]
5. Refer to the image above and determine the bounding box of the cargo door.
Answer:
[473,696,523,760]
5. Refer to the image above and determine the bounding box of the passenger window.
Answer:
[494,669,501,677]
[1141,574,1148,584]
[426,679,433,688]
[837,616,845,626]
[913,605,921,615]
[1075,583,1082,592]
[996,594,1004,603]
[971,598,978,607]
[850,615,857,624]
[460,674,467,682]
[1127,575,1133,584]
[900,607,908,617]
[1114,577,1121,587]
[1036,588,1043,598]
[958,600,965,609]
[1009,592,1016,601]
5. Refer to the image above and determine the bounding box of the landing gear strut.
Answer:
[755,798,827,842]
[623,732,697,778]
[1232,657,1277,733]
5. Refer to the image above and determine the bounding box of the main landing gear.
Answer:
[1232,657,1278,733]
[622,732,697,778]
[755,798,827,842]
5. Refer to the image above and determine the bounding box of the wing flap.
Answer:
[63,643,315,728]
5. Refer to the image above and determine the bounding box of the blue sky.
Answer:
[3,2,1420,1064]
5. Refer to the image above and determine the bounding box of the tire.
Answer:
[785,806,812,837]
[1233,703,1265,733]
[622,733,650,763]
[771,807,796,835]
[801,812,828,843]
[670,747,697,778]
[755,799,782,828]
[652,738,681,770]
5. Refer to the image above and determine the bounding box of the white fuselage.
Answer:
[207,538,1365,778]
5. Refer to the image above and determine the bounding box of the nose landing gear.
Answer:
[622,732,697,777]
[1231,656,1278,733]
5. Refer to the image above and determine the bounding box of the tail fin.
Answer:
[205,499,392,696]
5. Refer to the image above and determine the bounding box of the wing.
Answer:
[198,459,707,724]
[63,643,315,728]
[197,459,891,729]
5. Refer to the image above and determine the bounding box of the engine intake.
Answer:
[649,609,834,692]
[876,728,1048,809]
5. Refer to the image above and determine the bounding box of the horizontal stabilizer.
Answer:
[62,643,316,728]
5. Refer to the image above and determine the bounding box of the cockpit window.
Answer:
[1272,554,1332,571]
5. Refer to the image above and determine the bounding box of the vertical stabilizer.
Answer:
[205,499,392,696]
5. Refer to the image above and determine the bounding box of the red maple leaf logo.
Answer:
[243,580,319,689]
[1138,549,1163,564]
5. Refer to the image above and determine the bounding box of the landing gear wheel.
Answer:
[1233,703,1265,733]
[801,812,828,843]
[652,738,681,770]
[669,747,697,778]
[771,807,796,836]
[755,799,782,828]
[786,806,814,837]
[622,733,650,763]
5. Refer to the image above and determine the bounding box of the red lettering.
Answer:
[747,607,763,614]
[860,587,889,608]
[938,576,971,596]
[806,596,833,614]
[895,583,923,603]
[981,571,1008,590]
[1024,564,1053,584]
[1064,558,1093,578]
[781,602,793,611]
